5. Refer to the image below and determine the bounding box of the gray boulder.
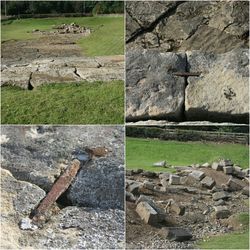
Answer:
[185,49,249,123]
[126,50,186,121]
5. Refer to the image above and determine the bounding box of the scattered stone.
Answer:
[242,186,249,196]
[233,166,245,178]
[143,180,155,190]
[169,175,181,185]
[214,199,225,206]
[141,171,157,178]
[127,181,143,195]
[202,162,210,168]
[153,161,166,167]
[212,162,223,171]
[227,178,245,191]
[133,169,143,174]
[214,206,231,219]
[189,170,205,181]
[126,191,136,202]
[220,159,233,167]
[201,176,216,189]
[159,173,170,180]
[165,199,185,216]
[212,191,230,201]
[223,166,233,174]
[136,201,158,226]
[160,227,193,242]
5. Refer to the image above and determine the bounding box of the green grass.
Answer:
[126,137,249,171]
[1,16,124,56]
[1,81,124,124]
[197,213,249,249]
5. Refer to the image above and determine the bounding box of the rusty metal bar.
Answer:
[31,159,81,222]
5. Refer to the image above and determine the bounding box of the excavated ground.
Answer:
[126,167,249,249]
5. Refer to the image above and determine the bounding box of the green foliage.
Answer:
[1,1,124,15]
[126,137,249,171]
[1,81,124,124]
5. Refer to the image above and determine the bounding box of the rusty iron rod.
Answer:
[31,159,81,221]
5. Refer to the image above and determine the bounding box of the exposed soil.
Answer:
[1,33,83,65]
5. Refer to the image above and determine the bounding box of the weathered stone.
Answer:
[159,173,170,180]
[159,227,193,242]
[214,206,231,219]
[133,169,143,174]
[227,178,246,191]
[212,162,223,171]
[233,166,246,178]
[153,160,166,167]
[127,181,142,196]
[143,180,155,190]
[242,186,249,196]
[185,49,249,123]
[200,176,216,189]
[184,175,201,187]
[126,191,136,202]
[165,200,185,216]
[202,162,210,168]
[189,170,205,181]
[126,50,186,121]
[214,199,225,206]
[136,201,158,225]
[169,174,181,185]
[223,166,233,174]
[141,171,157,178]
[220,159,233,167]
[212,191,230,201]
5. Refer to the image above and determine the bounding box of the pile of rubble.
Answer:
[31,23,91,36]
[126,159,249,248]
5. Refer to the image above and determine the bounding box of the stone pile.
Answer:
[32,23,91,35]
[126,159,249,246]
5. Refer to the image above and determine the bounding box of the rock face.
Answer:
[185,49,249,123]
[126,1,249,124]
[126,50,186,121]
[1,55,124,89]
[126,1,248,53]
[1,126,124,208]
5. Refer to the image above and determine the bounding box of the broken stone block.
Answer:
[127,181,143,195]
[189,170,205,181]
[223,166,233,174]
[233,166,246,179]
[220,159,233,167]
[227,178,245,191]
[159,173,170,180]
[214,206,231,219]
[212,191,230,201]
[153,161,166,167]
[133,169,143,174]
[143,180,155,190]
[243,168,250,177]
[141,171,157,178]
[126,191,136,202]
[242,186,249,196]
[202,162,210,168]
[169,174,181,185]
[159,227,193,242]
[136,201,158,225]
[212,162,223,171]
[184,175,201,187]
[201,176,216,189]
[160,178,169,188]
[166,199,185,216]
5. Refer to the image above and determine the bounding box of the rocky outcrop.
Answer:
[1,55,124,89]
[126,50,186,121]
[126,1,249,53]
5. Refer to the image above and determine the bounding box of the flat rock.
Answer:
[189,170,205,181]
[126,50,186,121]
[185,49,249,123]
[212,191,230,201]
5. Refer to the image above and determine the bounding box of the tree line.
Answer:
[1,1,124,16]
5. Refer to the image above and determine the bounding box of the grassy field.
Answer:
[126,137,249,171]
[1,81,124,124]
[1,16,124,56]
[197,213,249,249]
